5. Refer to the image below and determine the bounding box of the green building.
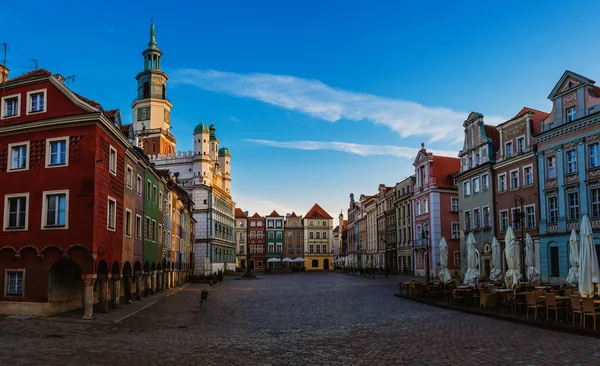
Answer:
[266,211,285,268]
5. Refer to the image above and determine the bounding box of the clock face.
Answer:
[137,107,150,121]
[164,110,171,124]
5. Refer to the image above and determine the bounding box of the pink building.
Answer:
[412,144,461,279]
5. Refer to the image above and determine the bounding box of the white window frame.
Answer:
[26,88,47,115]
[107,196,117,231]
[547,196,558,223]
[451,197,459,212]
[499,210,509,232]
[516,135,525,154]
[3,193,29,231]
[41,190,69,230]
[523,164,534,186]
[498,173,506,192]
[588,142,600,169]
[473,177,480,194]
[463,181,471,197]
[109,145,117,176]
[481,173,489,191]
[567,106,576,122]
[547,156,557,179]
[126,165,133,188]
[511,208,522,230]
[137,175,142,195]
[473,208,481,229]
[482,205,491,228]
[158,223,163,243]
[4,269,25,297]
[505,141,513,158]
[125,209,132,237]
[567,191,579,221]
[451,222,460,239]
[136,214,142,238]
[7,141,30,172]
[565,149,577,174]
[159,191,163,210]
[525,204,536,228]
[464,210,471,231]
[453,252,461,267]
[45,137,69,168]
[1,93,21,119]
[510,169,520,190]
[153,185,157,203]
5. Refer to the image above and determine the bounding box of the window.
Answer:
[257,231,263,239]
[267,220,274,228]
[2,94,20,118]
[251,221,256,227]
[296,244,301,253]
[276,220,282,228]
[268,232,274,239]
[250,245,256,254]
[322,244,327,253]
[589,143,600,168]
[250,231,256,239]
[481,174,489,191]
[287,231,292,238]
[506,141,513,158]
[566,150,577,174]
[46,138,68,167]
[309,243,314,254]
[8,142,29,171]
[592,188,600,218]
[316,244,321,254]
[309,221,314,226]
[547,156,557,179]
[566,107,576,122]
[323,231,327,239]
[416,201,421,215]
[153,185,157,203]
[322,221,326,226]
[510,170,519,189]
[27,90,46,113]
[159,192,163,210]
[152,220,157,241]
[276,243,282,253]
[147,181,152,199]
[463,181,471,197]
[276,232,282,239]
[464,211,471,231]
[483,206,490,228]
[109,146,117,176]
[42,191,68,228]
[316,232,320,239]
[296,231,301,238]
[137,175,142,195]
[453,252,461,267]
[515,137,525,153]
[451,197,459,212]
[125,209,132,236]
[287,244,292,253]
[568,192,579,221]
[525,206,535,228]
[125,165,133,187]
[4,194,28,230]
[547,196,558,223]
[524,166,533,186]
[5,271,24,296]
[498,174,506,192]
[107,197,116,230]
[475,153,480,166]
[268,244,274,253]
[473,208,480,229]
[500,210,508,232]
[473,177,480,194]
[451,223,460,239]
[136,215,142,238]
[309,232,314,239]
[257,221,262,227]
[512,208,522,230]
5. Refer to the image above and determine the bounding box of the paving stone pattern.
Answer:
[1,273,600,365]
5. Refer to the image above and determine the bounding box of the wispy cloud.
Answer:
[104,26,117,33]
[234,193,298,217]
[245,139,458,158]
[171,69,505,142]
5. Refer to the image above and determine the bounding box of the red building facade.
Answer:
[412,145,461,278]
[247,213,265,271]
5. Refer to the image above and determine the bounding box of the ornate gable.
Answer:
[548,70,595,100]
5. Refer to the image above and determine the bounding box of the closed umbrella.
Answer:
[489,237,503,281]
[525,233,540,283]
[463,232,480,286]
[578,215,599,298]
[504,226,520,290]
[438,237,452,284]
[565,229,579,286]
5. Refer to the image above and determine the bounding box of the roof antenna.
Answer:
[63,75,76,86]
[29,58,38,69]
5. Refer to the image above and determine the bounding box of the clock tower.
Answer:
[131,22,176,156]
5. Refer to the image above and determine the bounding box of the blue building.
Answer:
[536,70,600,284]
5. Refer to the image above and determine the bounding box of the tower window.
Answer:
[162,85,166,99]
[143,82,150,99]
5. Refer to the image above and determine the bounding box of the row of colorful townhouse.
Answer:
[0,66,195,318]
[234,204,335,271]
[343,70,600,284]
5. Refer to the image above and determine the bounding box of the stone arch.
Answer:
[19,245,40,256]
[123,261,133,277]
[49,258,83,311]
[111,261,120,277]
[143,261,150,273]
[312,259,319,268]
[96,260,109,276]
[65,244,88,255]
[134,261,142,273]
[151,262,156,272]
[0,246,18,255]
[40,245,64,254]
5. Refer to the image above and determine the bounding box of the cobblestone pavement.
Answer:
[1,273,600,365]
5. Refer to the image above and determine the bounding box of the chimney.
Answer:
[0,64,8,83]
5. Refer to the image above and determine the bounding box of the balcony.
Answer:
[413,239,429,249]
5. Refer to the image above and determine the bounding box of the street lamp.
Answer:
[513,194,526,281]
[242,226,255,278]
[418,220,430,282]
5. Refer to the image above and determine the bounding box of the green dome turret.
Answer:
[209,122,217,141]
[219,147,231,157]
[194,121,209,134]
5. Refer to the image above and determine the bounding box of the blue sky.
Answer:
[2,0,600,218]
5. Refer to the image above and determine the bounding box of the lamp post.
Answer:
[513,194,526,281]
[419,220,430,282]
[242,225,255,278]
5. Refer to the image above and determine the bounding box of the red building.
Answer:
[0,70,128,317]
[247,213,265,271]
[412,144,461,279]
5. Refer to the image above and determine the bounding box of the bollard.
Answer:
[200,290,209,309]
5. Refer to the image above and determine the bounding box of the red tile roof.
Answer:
[304,203,333,219]
[121,124,132,133]
[250,212,262,218]
[73,92,101,108]
[289,212,298,218]
[105,109,118,118]
[235,208,247,218]
[484,125,500,153]
[267,210,281,217]
[512,107,550,135]
[6,68,52,83]
[432,156,460,189]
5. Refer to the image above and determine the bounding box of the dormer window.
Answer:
[506,142,513,158]
[567,107,576,122]
[517,137,525,153]
[27,89,46,114]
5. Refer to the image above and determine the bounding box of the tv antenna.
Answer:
[63,75,76,86]
[29,58,38,69]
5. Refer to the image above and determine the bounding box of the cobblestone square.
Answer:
[1,273,600,365]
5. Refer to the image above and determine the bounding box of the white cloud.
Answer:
[244,139,458,158]
[171,68,505,142]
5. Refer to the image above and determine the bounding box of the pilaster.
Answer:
[81,274,97,320]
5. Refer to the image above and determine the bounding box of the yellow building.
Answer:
[303,204,333,271]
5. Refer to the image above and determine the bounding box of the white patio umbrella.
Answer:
[293,257,306,262]
[504,226,520,290]
[565,229,579,286]
[267,257,281,263]
[525,233,540,283]
[463,232,480,286]
[282,257,293,262]
[489,237,503,281]
[438,237,452,284]
[578,215,599,298]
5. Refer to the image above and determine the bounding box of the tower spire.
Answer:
[148,21,157,49]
